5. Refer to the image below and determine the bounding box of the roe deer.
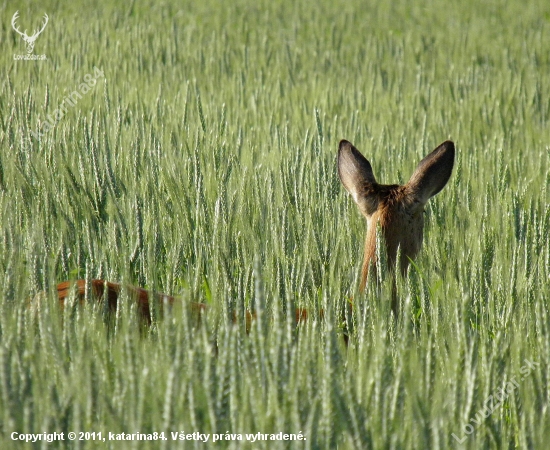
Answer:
[56,279,317,332]
[338,139,455,313]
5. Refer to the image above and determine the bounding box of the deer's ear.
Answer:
[406,141,455,204]
[338,140,379,216]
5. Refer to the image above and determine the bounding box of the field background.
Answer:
[1,0,549,448]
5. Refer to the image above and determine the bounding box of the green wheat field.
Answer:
[1,0,549,448]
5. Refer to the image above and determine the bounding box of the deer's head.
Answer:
[12,11,49,54]
[338,139,455,291]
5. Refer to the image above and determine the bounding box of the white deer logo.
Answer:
[11,11,49,54]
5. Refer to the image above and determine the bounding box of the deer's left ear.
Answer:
[405,141,455,204]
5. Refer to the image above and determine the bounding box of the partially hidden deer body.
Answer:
[337,139,455,310]
[56,279,316,331]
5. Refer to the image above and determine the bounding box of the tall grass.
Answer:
[1,0,549,448]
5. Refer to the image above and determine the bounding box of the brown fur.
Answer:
[56,279,320,332]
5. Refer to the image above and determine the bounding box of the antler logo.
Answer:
[11,11,49,54]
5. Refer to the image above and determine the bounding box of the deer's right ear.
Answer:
[338,140,379,217]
